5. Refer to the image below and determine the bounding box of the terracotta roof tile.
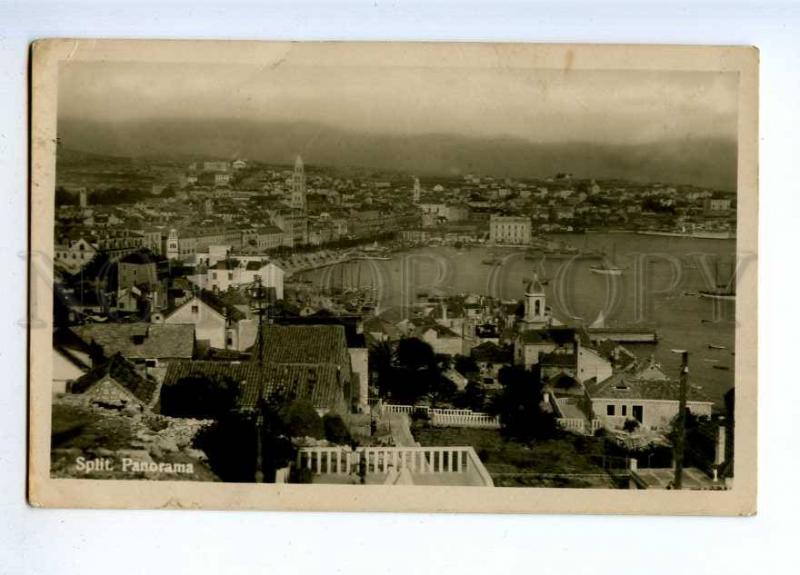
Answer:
[71,353,159,405]
[70,323,194,360]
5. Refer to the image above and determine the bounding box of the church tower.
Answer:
[291,155,307,212]
[412,176,421,204]
[522,273,549,330]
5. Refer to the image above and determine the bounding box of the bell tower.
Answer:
[291,155,307,213]
[522,273,549,329]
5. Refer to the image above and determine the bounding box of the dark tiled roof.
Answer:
[118,250,160,265]
[162,360,345,411]
[212,259,241,270]
[417,323,460,338]
[470,341,513,363]
[585,367,712,403]
[275,315,366,348]
[253,325,351,367]
[540,352,577,367]
[70,323,195,360]
[518,327,577,345]
[245,260,265,271]
[71,353,159,405]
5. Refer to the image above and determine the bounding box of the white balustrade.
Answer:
[556,417,603,435]
[295,445,494,486]
[381,404,501,428]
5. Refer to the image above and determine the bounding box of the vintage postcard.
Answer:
[28,40,757,514]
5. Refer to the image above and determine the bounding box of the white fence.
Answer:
[296,445,494,486]
[556,417,603,435]
[430,412,501,429]
[381,404,501,429]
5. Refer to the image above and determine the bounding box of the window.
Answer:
[632,405,644,422]
[191,305,199,314]
[606,404,615,416]
[212,272,217,280]
[228,272,233,280]
[621,405,627,416]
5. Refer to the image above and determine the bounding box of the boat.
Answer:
[590,243,624,276]
[699,257,736,300]
[636,226,736,240]
[699,290,735,301]
[708,344,727,350]
[712,365,731,371]
[358,255,391,261]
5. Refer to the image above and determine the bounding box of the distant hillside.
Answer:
[57,117,737,190]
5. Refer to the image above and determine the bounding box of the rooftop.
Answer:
[518,327,577,345]
[70,323,195,360]
[71,353,160,405]
[585,363,712,403]
[162,359,345,411]
[252,324,352,368]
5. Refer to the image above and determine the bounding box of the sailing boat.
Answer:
[699,257,736,301]
[590,243,624,276]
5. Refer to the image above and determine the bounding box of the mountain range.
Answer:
[57,117,737,190]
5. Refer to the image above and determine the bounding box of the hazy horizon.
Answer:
[59,61,738,145]
[57,61,739,189]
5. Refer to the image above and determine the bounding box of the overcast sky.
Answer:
[58,61,738,145]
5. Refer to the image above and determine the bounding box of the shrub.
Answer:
[290,466,313,484]
[623,418,640,433]
[410,408,430,423]
[323,414,351,444]
[281,400,324,439]
[160,374,240,420]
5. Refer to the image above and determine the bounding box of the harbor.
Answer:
[295,232,736,405]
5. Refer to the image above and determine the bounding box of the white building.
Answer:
[489,215,532,245]
[157,293,257,351]
[214,172,232,187]
[194,259,285,300]
[203,160,230,172]
[54,237,97,273]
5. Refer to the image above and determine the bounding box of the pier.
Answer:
[587,328,658,344]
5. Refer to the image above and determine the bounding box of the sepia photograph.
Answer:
[28,40,757,514]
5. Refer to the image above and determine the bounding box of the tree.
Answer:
[623,418,640,433]
[488,365,557,441]
[667,409,718,473]
[193,411,257,482]
[428,374,458,407]
[369,340,396,397]
[160,374,240,420]
[280,399,324,439]
[454,355,479,378]
[194,391,296,483]
[455,380,487,412]
[393,337,442,404]
[323,413,351,444]
[396,337,437,371]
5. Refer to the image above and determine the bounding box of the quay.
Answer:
[587,327,658,344]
